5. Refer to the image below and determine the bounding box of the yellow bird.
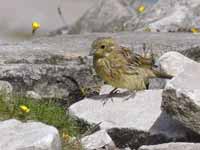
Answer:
[32,21,40,35]
[91,37,173,98]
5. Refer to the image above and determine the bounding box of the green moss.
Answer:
[0,93,84,150]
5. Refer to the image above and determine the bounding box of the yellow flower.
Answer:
[32,21,40,35]
[62,132,71,142]
[191,28,199,33]
[137,5,145,13]
[20,105,30,113]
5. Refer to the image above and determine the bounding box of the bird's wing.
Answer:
[120,46,155,69]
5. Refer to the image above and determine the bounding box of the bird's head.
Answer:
[90,37,118,58]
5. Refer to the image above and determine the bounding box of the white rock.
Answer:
[139,142,200,150]
[0,119,61,150]
[148,5,190,32]
[69,0,132,34]
[81,130,116,150]
[70,86,163,130]
[143,0,200,32]
[26,91,41,100]
[162,62,200,134]
[69,85,194,149]
[158,51,197,76]
[0,80,12,94]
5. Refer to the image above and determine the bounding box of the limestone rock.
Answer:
[0,80,12,94]
[69,85,197,149]
[26,91,42,100]
[139,142,200,150]
[0,63,98,104]
[81,130,116,150]
[1,33,200,102]
[162,63,200,134]
[158,51,198,76]
[139,0,200,32]
[0,119,61,150]
[149,78,169,89]
[68,0,132,34]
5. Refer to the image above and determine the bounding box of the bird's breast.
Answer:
[94,58,118,82]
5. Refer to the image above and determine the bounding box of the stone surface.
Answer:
[144,0,200,32]
[149,78,169,89]
[162,62,200,135]
[139,142,200,150]
[158,51,198,76]
[0,80,12,94]
[64,0,200,33]
[0,119,61,150]
[125,0,200,32]
[0,33,200,102]
[69,85,198,149]
[0,63,98,104]
[81,130,116,150]
[68,0,132,34]
[2,32,200,62]
[26,91,42,100]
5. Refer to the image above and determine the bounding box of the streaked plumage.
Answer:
[91,37,172,91]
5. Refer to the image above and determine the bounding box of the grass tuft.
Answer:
[0,93,83,150]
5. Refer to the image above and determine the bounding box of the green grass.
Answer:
[0,93,84,150]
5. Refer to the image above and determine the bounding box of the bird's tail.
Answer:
[152,69,173,79]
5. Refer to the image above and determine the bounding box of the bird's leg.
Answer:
[142,43,148,58]
[102,88,119,105]
[109,88,119,95]
[124,90,136,101]
[145,82,150,89]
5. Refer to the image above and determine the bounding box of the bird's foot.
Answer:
[124,91,136,101]
[102,88,119,105]
[109,88,120,95]
[102,97,113,105]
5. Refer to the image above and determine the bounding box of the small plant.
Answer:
[0,93,83,150]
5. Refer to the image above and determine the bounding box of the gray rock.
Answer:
[81,130,116,150]
[26,91,42,100]
[0,80,12,94]
[139,142,200,150]
[0,81,13,103]
[68,0,132,34]
[0,119,61,150]
[137,0,200,32]
[1,32,200,102]
[149,78,169,89]
[66,0,200,33]
[2,32,200,62]
[0,63,97,104]
[162,63,200,134]
[69,85,197,149]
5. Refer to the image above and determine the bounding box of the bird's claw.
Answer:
[102,96,114,105]
[102,89,118,105]
[123,91,136,101]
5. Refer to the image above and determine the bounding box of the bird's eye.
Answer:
[101,45,105,49]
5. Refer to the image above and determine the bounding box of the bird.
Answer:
[91,37,173,100]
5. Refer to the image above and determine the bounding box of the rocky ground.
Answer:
[0,32,200,149]
[51,0,200,35]
[1,0,200,149]
[0,32,200,103]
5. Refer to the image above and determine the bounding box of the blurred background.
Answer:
[0,0,160,42]
[0,0,98,41]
